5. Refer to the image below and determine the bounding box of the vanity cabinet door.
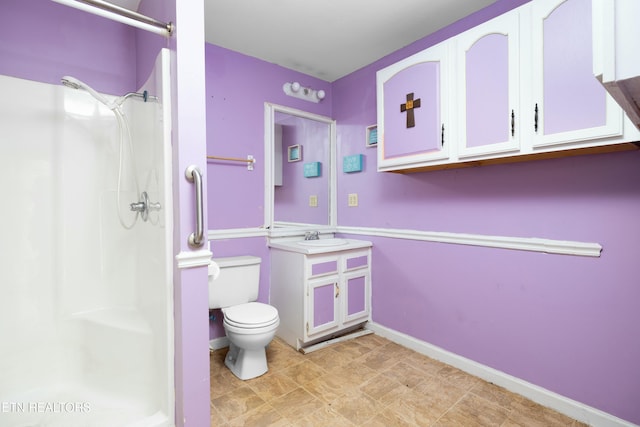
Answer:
[530,0,622,149]
[306,277,340,339]
[457,12,521,159]
[342,271,370,326]
[377,42,451,171]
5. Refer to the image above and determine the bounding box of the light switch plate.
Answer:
[309,195,318,207]
[348,193,358,207]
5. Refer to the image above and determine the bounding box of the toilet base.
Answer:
[224,342,268,380]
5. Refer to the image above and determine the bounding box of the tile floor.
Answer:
[210,333,588,426]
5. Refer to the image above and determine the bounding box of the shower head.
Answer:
[61,75,117,110]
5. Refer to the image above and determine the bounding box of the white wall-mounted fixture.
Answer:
[283,82,326,103]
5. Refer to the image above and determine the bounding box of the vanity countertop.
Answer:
[268,238,372,255]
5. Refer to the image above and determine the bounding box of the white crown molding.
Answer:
[175,249,213,269]
[337,226,602,257]
[366,322,635,427]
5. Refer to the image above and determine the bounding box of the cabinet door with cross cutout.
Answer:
[376,42,451,172]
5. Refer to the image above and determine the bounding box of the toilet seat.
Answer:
[223,302,279,329]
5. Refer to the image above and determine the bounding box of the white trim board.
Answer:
[209,337,230,351]
[366,322,637,427]
[338,226,602,257]
[175,249,212,269]
[205,225,603,257]
[208,227,267,240]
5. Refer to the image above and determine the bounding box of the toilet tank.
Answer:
[209,256,261,309]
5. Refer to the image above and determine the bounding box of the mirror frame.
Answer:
[264,102,337,237]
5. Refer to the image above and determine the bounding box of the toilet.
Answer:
[208,255,279,380]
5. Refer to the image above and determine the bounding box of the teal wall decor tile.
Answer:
[343,154,363,173]
[303,161,322,178]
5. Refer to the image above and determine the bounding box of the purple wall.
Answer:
[333,0,640,424]
[205,43,331,230]
[0,0,137,94]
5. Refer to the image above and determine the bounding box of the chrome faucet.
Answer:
[304,231,320,240]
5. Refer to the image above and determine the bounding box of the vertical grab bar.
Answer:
[185,165,204,247]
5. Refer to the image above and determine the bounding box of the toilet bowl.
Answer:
[221,302,279,379]
[209,256,280,380]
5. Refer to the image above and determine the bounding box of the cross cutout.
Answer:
[400,92,421,128]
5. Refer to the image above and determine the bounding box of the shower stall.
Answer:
[0,49,174,427]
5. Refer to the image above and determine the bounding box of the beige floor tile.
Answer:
[305,347,353,370]
[227,403,291,427]
[331,389,380,425]
[386,387,451,425]
[355,332,391,350]
[296,405,355,427]
[269,387,325,420]
[359,372,409,406]
[329,359,378,387]
[470,381,523,411]
[382,360,429,388]
[210,333,589,427]
[304,371,356,403]
[507,398,583,427]
[434,392,510,426]
[246,371,299,402]
[211,385,265,422]
[279,359,326,385]
[406,351,449,376]
[361,408,417,427]
[332,339,374,360]
[209,401,227,427]
[360,347,402,371]
[437,364,484,391]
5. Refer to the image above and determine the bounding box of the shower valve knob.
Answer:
[129,191,160,222]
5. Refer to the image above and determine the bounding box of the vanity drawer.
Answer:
[345,254,368,270]
[309,259,338,278]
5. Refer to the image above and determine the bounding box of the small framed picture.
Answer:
[288,144,302,162]
[366,125,378,148]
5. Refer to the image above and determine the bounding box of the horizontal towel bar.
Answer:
[207,155,255,170]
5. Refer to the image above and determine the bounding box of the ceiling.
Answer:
[203,0,496,82]
[115,0,497,82]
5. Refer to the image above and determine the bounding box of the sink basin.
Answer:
[298,238,348,247]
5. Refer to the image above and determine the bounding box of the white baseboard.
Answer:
[366,322,637,427]
[209,337,229,351]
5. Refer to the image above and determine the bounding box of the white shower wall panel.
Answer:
[0,76,80,396]
[0,48,173,427]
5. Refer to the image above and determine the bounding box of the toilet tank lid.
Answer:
[212,255,261,268]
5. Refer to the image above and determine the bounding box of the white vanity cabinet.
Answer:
[269,239,372,350]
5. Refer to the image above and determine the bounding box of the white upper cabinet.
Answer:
[529,0,623,149]
[456,11,521,159]
[376,0,640,173]
[376,42,451,172]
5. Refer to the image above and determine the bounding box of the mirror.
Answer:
[264,103,336,232]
